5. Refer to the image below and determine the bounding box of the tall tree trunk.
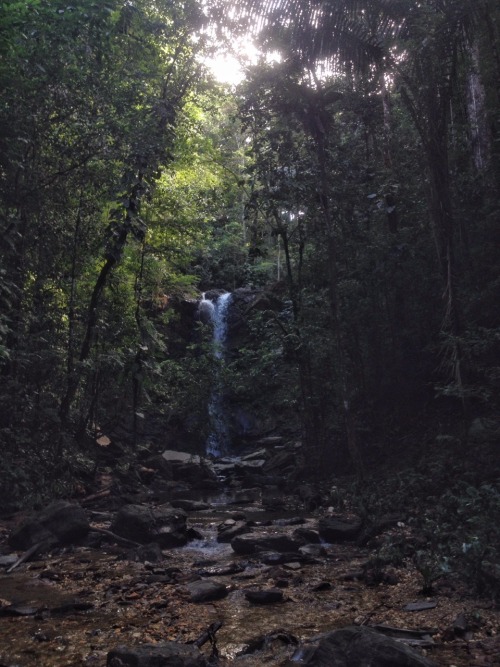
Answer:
[401,77,466,413]
[312,109,364,481]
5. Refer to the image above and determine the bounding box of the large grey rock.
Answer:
[289,626,435,666]
[107,642,207,666]
[9,501,89,550]
[185,580,228,602]
[111,504,188,548]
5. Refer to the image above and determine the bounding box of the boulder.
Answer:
[170,500,209,511]
[244,588,284,604]
[9,501,89,550]
[318,516,362,543]
[299,544,327,558]
[217,519,250,543]
[185,580,228,602]
[126,542,163,563]
[289,625,436,666]
[241,448,269,461]
[231,488,261,504]
[107,642,207,666]
[294,527,321,543]
[231,532,305,555]
[262,450,297,474]
[143,454,174,480]
[111,504,188,548]
[161,450,218,488]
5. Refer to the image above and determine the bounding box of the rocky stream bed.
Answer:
[0,446,498,666]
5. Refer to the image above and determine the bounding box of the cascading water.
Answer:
[200,292,233,457]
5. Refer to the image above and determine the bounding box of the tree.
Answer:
[0,0,207,490]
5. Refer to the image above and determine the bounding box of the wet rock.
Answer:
[217,519,250,543]
[0,554,18,568]
[143,454,174,480]
[452,612,468,636]
[111,504,188,548]
[403,601,437,612]
[237,459,267,472]
[231,532,305,555]
[241,448,269,461]
[107,642,207,666]
[9,501,90,550]
[196,562,246,577]
[289,625,436,666]
[318,516,362,543]
[149,479,193,503]
[244,588,285,604]
[161,450,218,488]
[126,542,163,563]
[294,527,321,543]
[298,544,327,558]
[185,580,228,602]
[236,629,298,656]
[310,581,333,591]
[170,499,209,511]
[257,551,317,565]
[254,436,284,447]
[186,527,204,541]
[275,517,305,527]
[231,488,261,504]
[283,561,302,570]
[297,484,325,510]
[263,450,296,474]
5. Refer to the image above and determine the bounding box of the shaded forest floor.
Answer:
[0,538,498,666]
[0,446,499,667]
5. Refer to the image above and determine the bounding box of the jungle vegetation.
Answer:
[0,0,499,513]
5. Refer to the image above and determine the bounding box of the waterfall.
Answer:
[198,293,215,324]
[204,292,232,457]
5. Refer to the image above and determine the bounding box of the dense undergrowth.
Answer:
[349,438,500,601]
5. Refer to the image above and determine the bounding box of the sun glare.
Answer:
[203,38,260,86]
[203,37,281,86]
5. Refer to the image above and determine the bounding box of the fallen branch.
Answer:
[190,621,223,648]
[7,540,48,573]
[89,526,141,547]
[81,487,112,505]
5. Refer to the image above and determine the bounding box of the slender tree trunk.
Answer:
[66,194,83,386]
[132,241,147,446]
[313,110,364,481]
